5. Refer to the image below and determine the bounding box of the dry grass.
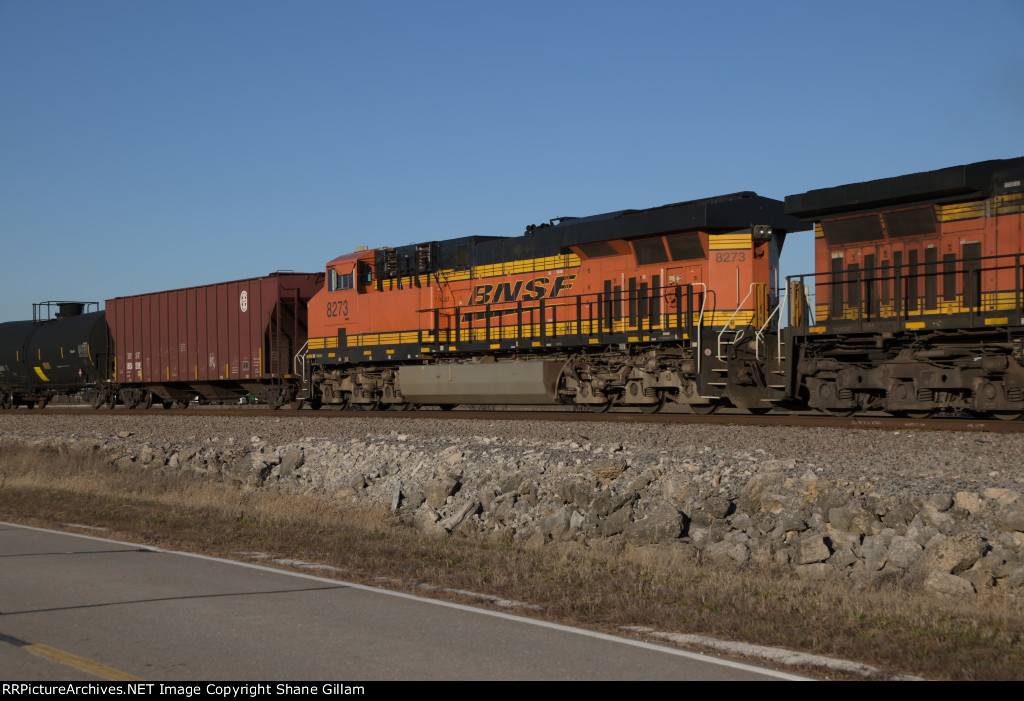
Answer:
[1,442,1022,680]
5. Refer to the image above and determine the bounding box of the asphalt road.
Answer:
[0,522,804,681]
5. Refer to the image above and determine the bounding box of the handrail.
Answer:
[293,340,310,385]
[692,283,708,377]
[717,284,756,361]
[756,285,789,361]
[803,282,815,326]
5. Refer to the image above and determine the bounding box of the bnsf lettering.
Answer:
[470,275,576,305]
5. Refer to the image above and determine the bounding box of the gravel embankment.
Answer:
[1,412,1020,496]
[3,412,1023,595]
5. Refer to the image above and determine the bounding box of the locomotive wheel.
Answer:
[161,400,174,410]
[174,398,190,409]
[893,410,935,419]
[826,407,857,417]
[288,399,305,410]
[588,397,615,413]
[638,392,666,415]
[747,407,772,415]
[0,392,13,410]
[438,404,457,411]
[126,395,140,410]
[328,392,352,410]
[990,411,1024,421]
[35,398,48,410]
[307,398,323,410]
[101,393,116,410]
[690,403,718,415]
[140,392,154,410]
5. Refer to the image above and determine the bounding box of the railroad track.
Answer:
[17,405,1024,433]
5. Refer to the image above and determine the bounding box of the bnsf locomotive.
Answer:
[303,192,803,413]
[1,156,1022,419]
[784,157,1024,420]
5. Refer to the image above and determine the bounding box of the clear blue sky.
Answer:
[2,0,1022,321]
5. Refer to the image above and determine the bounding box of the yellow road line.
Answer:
[0,633,141,681]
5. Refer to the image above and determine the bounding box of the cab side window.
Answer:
[328,269,355,291]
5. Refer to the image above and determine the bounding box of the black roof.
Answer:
[406,192,807,272]
[785,157,1024,219]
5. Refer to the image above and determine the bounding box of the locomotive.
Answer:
[1,156,1022,419]
[302,192,806,413]
[783,156,1024,419]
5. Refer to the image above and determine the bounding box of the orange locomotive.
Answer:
[784,157,1024,418]
[303,192,809,412]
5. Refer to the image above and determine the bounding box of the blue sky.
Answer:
[2,0,1022,321]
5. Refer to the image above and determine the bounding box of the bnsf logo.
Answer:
[469,275,577,305]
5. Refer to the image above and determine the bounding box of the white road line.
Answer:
[2,521,809,680]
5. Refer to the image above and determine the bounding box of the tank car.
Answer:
[783,157,1024,419]
[0,302,108,409]
[302,192,809,412]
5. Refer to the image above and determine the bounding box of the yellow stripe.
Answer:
[33,366,50,382]
[23,643,142,681]
[937,201,986,222]
[906,322,925,329]
[985,317,1009,325]
[709,234,752,249]
[433,253,582,283]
